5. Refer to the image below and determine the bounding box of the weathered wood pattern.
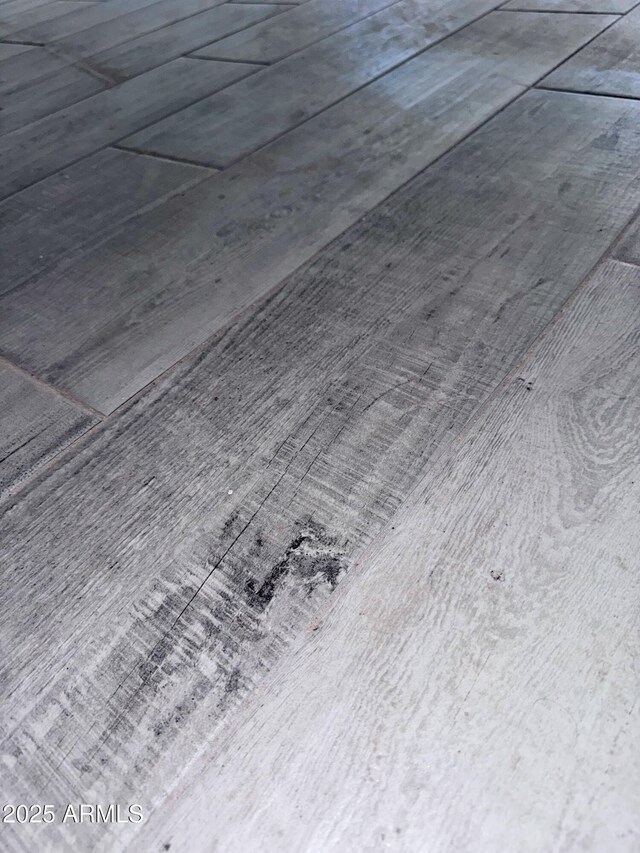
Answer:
[0,359,97,494]
[0,40,30,59]
[132,256,640,853]
[231,0,306,4]
[1,3,284,128]
[8,0,168,44]
[0,148,211,295]
[80,1,286,81]
[0,0,93,38]
[49,0,229,59]
[1,0,61,18]
[0,46,77,94]
[541,4,640,97]
[198,0,401,64]
[0,90,639,852]
[0,57,259,197]
[502,0,633,11]
[1,61,107,132]
[612,208,640,264]
[127,0,527,166]
[0,11,616,413]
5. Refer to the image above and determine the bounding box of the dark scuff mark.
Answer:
[245,519,347,611]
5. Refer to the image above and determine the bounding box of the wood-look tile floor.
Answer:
[0,0,639,849]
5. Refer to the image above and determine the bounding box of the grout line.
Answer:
[35,16,628,422]
[537,83,640,101]
[188,0,516,172]
[0,38,45,45]
[2,0,635,432]
[496,7,622,12]
[527,8,625,85]
[172,1,618,174]
[92,14,636,415]
[0,63,262,204]
[108,143,218,170]
[187,53,269,64]
[0,0,501,200]
[114,141,223,168]
[86,100,534,425]
[0,353,105,418]
[208,0,404,64]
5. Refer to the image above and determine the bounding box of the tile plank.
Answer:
[133,257,640,853]
[541,4,640,97]
[0,57,260,198]
[1,3,284,128]
[9,0,169,44]
[0,11,617,412]
[0,45,77,93]
[502,0,633,11]
[1,90,640,851]
[0,0,93,38]
[85,1,287,81]
[49,0,229,59]
[127,0,521,166]
[0,360,97,494]
[0,61,107,132]
[0,148,211,295]
[611,208,640,264]
[198,0,401,64]
[0,40,30,58]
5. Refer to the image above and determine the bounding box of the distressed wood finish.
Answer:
[0,360,97,494]
[83,1,287,81]
[0,148,211,295]
[502,0,633,11]
[197,0,401,64]
[1,91,640,852]
[0,58,259,198]
[541,5,640,97]
[1,3,284,128]
[8,0,168,44]
[133,257,640,853]
[612,209,640,265]
[0,0,93,38]
[49,0,229,59]
[127,0,523,166]
[0,13,619,413]
[0,46,78,94]
[0,61,107,132]
[0,41,29,59]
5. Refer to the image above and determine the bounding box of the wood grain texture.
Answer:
[0,90,639,852]
[0,41,30,59]
[0,360,97,494]
[132,256,640,853]
[84,1,286,81]
[0,0,93,38]
[612,209,640,265]
[502,0,633,11]
[0,148,211,295]
[541,4,640,96]
[8,0,167,44]
[1,0,60,18]
[0,60,107,132]
[0,57,259,198]
[0,3,284,128]
[0,13,619,413]
[196,0,401,64]
[126,0,523,166]
[0,46,77,94]
[49,0,228,59]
